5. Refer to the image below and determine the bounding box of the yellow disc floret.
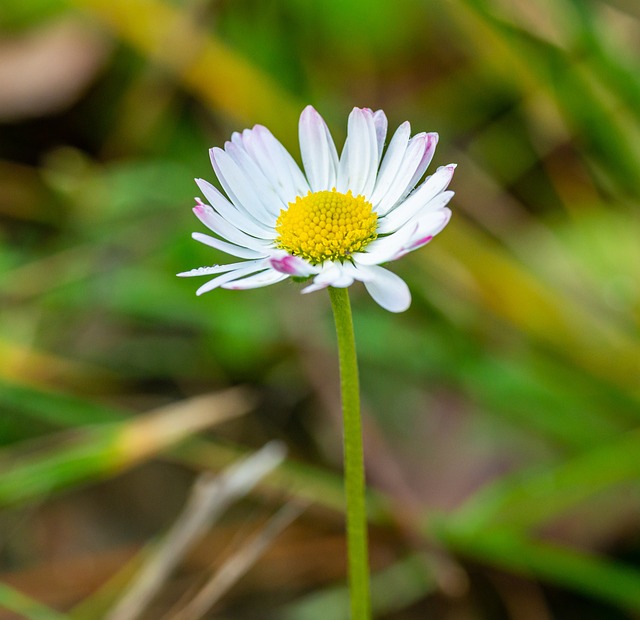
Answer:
[275,189,377,264]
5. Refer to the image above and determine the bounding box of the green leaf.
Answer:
[436,523,640,611]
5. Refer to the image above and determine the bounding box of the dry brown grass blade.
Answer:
[105,441,286,620]
[112,389,256,467]
[169,501,306,620]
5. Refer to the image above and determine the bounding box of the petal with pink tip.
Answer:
[193,200,271,251]
[269,251,318,276]
[192,232,268,259]
[195,178,274,239]
[374,133,439,216]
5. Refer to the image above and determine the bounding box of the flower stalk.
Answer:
[328,286,371,620]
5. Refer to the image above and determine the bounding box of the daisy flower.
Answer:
[178,106,455,312]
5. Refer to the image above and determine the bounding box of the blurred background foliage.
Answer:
[1,0,639,618]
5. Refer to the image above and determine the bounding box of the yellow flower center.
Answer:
[275,189,377,265]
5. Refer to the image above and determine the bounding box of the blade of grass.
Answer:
[171,501,305,620]
[448,426,640,533]
[69,0,303,144]
[435,523,640,611]
[0,379,390,523]
[0,389,252,507]
[0,582,71,620]
[0,380,126,427]
[566,0,640,118]
[460,355,624,449]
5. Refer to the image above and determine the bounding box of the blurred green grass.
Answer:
[1,0,639,618]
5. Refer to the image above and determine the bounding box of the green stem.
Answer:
[328,286,371,620]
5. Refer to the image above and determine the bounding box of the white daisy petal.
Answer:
[402,192,454,235]
[338,107,378,197]
[353,222,418,265]
[192,232,268,259]
[303,263,353,292]
[230,131,244,148]
[177,261,262,278]
[329,269,355,288]
[355,108,379,197]
[268,251,318,276]
[313,264,344,287]
[234,128,295,203]
[299,105,339,192]
[222,269,289,290]
[405,132,439,195]
[356,204,452,266]
[195,263,268,296]
[338,261,364,281]
[369,121,411,207]
[372,109,388,163]
[336,139,350,193]
[193,200,271,251]
[382,186,454,235]
[210,147,274,226]
[378,165,455,234]
[301,280,330,294]
[412,206,452,240]
[360,265,411,313]
[375,132,439,216]
[195,178,275,239]
[224,141,287,218]
[387,208,452,262]
[326,262,355,288]
[244,125,310,201]
[414,161,456,200]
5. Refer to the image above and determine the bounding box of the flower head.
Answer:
[178,106,455,312]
